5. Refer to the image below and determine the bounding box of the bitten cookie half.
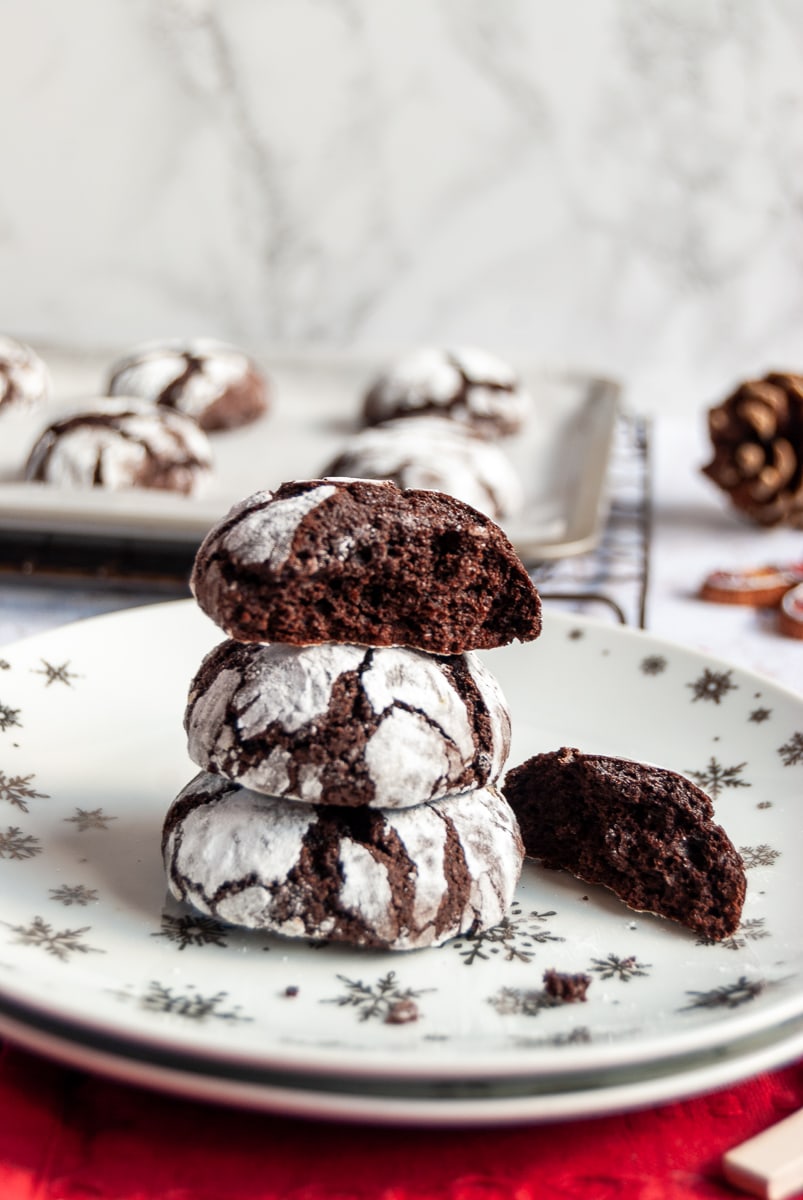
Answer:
[503,747,746,940]
[162,773,524,950]
[190,479,542,653]
[24,399,213,494]
[185,640,511,809]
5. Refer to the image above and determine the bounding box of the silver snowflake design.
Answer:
[681,975,764,1011]
[685,757,750,800]
[0,771,48,813]
[5,915,102,961]
[323,971,432,1023]
[488,985,565,1017]
[451,904,565,965]
[32,659,79,687]
[696,917,770,951]
[0,703,21,732]
[49,884,99,907]
[778,733,803,766]
[139,981,251,1023]
[588,954,651,981]
[152,912,229,950]
[687,668,738,705]
[0,826,41,860]
[640,655,667,675]
[64,807,117,832]
[749,708,771,724]
[739,844,781,869]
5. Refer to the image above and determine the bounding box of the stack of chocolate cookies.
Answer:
[162,478,542,951]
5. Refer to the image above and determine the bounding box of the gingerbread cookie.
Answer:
[700,563,803,607]
[0,335,50,413]
[778,582,803,639]
[190,479,542,653]
[322,416,524,519]
[503,747,746,940]
[185,640,511,808]
[162,772,524,950]
[24,399,213,494]
[362,347,531,438]
[107,338,269,432]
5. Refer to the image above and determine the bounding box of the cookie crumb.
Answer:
[384,998,419,1025]
[542,969,591,1003]
[283,985,299,998]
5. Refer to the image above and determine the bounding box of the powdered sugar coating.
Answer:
[24,398,213,494]
[185,640,511,808]
[0,336,51,412]
[363,347,531,437]
[324,416,524,518]
[108,338,268,431]
[162,772,523,950]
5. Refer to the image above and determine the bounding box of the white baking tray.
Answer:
[0,349,620,562]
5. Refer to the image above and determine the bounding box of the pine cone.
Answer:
[702,372,803,528]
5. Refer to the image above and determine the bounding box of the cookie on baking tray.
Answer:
[0,335,50,413]
[107,338,269,432]
[503,747,746,941]
[162,772,524,950]
[361,347,531,438]
[24,398,213,495]
[185,639,511,809]
[190,479,542,653]
[322,416,525,520]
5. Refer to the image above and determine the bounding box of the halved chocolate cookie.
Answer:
[162,772,524,950]
[185,640,511,808]
[190,479,541,653]
[503,747,746,940]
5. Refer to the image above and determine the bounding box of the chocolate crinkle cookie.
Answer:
[185,640,511,809]
[362,347,531,438]
[107,338,269,432]
[162,772,524,951]
[702,372,803,528]
[190,479,542,653]
[503,747,746,941]
[0,335,50,413]
[24,398,213,495]
[322,416,525,520]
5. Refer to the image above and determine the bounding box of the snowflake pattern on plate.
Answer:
[0,703,21,733]
[0,772,47,813]
[451,904,565,965]
[64,808,117,832]
[323,972,433,1024]
[4,916,103,961]
[152,912,229,951]
[0,827,41,860]
[778,733,803,766]
[49,885,99,907]
[686,757,750,800]
[32,660,80,688]
[687,668,738,704]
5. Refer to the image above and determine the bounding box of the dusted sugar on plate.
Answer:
[0,335,51,413]
[185,640,511,809]
[361,347,531,438]
[24,398,213,495]
[107,338,270,432]
[503,746,746,941]
[322,416,525,520]
[190,478,542,653]
[162,772,523,951]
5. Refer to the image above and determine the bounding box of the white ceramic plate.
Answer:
[0,601,801,1098]
[0,349,619,559]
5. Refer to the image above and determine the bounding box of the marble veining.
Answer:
[1,1,803,413]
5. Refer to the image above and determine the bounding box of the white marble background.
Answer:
[2,0,803,414]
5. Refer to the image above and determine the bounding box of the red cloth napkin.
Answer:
[1,1041,800,1200]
